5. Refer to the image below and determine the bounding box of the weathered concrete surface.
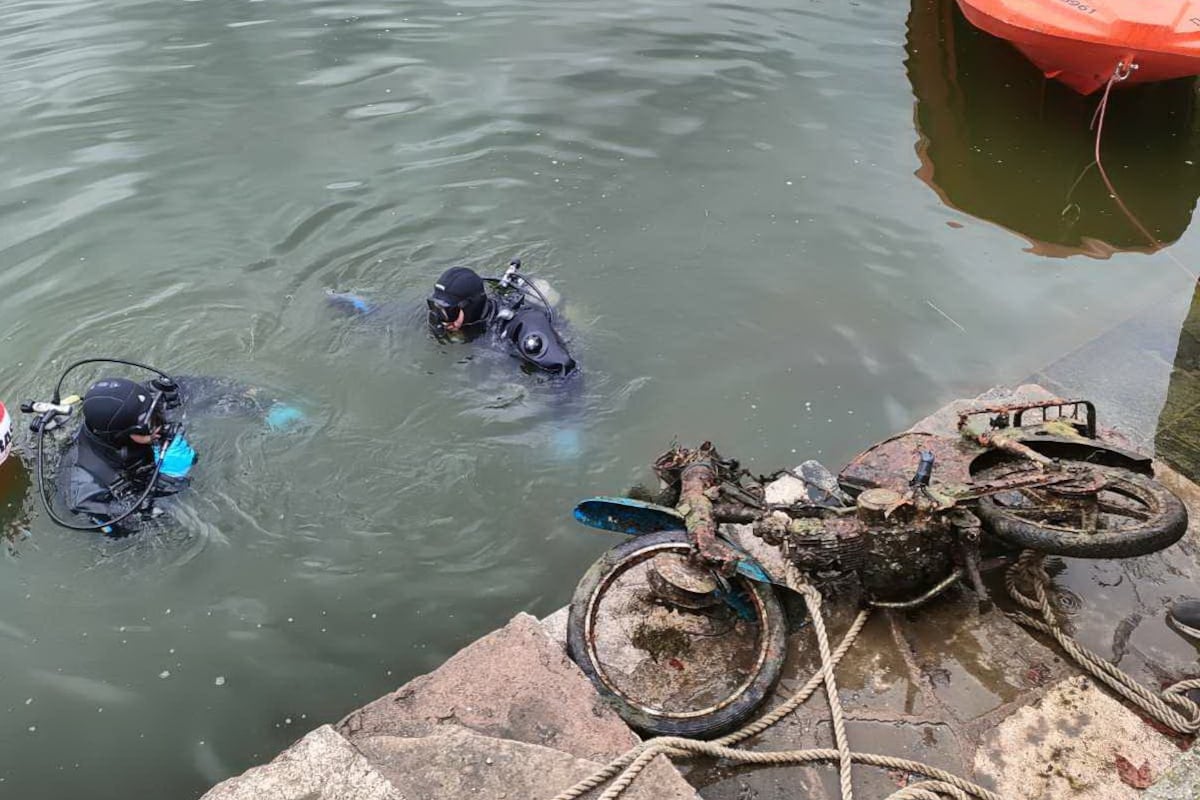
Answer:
[356,726,699,800]
[201,725,401,800]
[973,676,1181,800]
[338,612,638,762]
[1144,748,1200,800]
[898,592,1073,726]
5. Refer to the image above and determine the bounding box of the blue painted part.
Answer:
[266,403,305,431]
[573,496,684,536]
[734,559,770,584]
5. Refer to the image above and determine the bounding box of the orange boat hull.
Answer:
[955,0,1200,93]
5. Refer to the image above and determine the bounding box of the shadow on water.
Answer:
[905,0,1200,257]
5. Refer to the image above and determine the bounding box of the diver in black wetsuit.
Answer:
[57,377,191,535]
[425,261,576,376]
[329,260,576,376]
[26,359,305,536]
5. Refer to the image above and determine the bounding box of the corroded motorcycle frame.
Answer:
[566,397,1188,736]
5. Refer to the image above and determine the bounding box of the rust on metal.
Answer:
[955,397,1097,439]
[840,432,977,493]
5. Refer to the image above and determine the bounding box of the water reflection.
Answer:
[0,456,32,554]
[905,0,1200,257]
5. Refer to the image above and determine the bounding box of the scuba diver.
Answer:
[54,376,194,535]
[329,259,577,376]
[23,358,304,536]
[426,261,575,375]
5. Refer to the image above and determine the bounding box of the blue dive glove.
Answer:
[325,290,374,315]
[158,433,198,479]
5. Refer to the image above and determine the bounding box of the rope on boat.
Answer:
[1091,59,1197,280]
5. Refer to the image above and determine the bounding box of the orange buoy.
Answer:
[955,0,1200,93]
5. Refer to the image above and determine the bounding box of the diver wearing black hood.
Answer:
[56,377,191,535]
[425,262,576,376]
[328,259,576,376]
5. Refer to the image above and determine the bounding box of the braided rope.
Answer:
[797,580,855,800]
[601,740,1005,800]
[886,782,973,800]
[715,606,871,746]
[549,582,1003,800]
[1006,550,1200,734]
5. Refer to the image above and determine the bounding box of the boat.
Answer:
[906,0,1200,255]
[955,0,1200,93]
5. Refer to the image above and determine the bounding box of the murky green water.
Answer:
[1,0,1199,796]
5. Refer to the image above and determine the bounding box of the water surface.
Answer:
[1,0,1199,796]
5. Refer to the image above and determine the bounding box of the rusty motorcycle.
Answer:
[565,399,1188,737]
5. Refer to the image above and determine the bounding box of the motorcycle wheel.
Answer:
[972,457,1187,559]
[566,529,787,738]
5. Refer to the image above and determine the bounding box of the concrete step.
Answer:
[338,612,640,762]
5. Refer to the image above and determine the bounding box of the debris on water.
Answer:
[214,676,226,687]
[159,670,171,679]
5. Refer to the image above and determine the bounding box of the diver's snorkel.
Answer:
[22,358,186,532]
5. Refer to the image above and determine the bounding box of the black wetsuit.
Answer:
[57,427,186,535]
[56,376,297,535]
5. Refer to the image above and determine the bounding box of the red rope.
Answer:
[1089,62,1161,250]
[1090,61,1196,278]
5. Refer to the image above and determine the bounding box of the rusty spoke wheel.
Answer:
[970,457,1187,558]
[566,530,786,738]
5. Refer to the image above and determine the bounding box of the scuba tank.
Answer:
[488,260,576,376]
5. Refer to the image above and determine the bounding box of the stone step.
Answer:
[201,722,699,800]
[200,725,401,800]
[338,612,640,762]
[357,725,699,800]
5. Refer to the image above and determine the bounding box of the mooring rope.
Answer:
[551,537,1200,799]
[1005,549,1200,735]
[1091,60,1196,281]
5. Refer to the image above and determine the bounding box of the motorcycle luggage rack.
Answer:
[956,398,1097,440]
